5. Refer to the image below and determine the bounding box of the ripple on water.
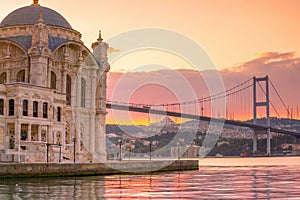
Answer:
[1,165,300,199]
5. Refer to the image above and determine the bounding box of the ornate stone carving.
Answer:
[32,93,41,99]
[32,12,48,48]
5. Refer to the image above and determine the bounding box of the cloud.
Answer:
[230,52,299,74]
[107,47,120,55]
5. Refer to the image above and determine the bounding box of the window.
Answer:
[41,130,46,142]
[33,101,38,117]
[0,73,7,84]
[56,132,61,144]
[43,102,48,118]
[23,100,28,116]
[66,75,71,105]
[0,99,3,115]
[57,107,61,122]
[8,99,14,116]
[21,129,27,141]
[81,78,86,108]
[50,71,56,89]
[17,70,25,82]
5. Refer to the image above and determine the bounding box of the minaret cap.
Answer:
[32,0,40,6]
[97,30,103,42]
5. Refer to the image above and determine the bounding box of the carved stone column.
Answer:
[61,68,67,94]
[27,124,32,141]
[38,125,41,141]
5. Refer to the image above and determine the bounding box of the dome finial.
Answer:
[32,0,40,6]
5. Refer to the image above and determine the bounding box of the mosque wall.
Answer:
[0,1,109,163]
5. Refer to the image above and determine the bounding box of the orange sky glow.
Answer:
[2,0,300,69]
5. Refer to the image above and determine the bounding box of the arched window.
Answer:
[8,99,14,116]
[17,70,25,82]
[0,99,3,115]
[43,102,48,118]
[81,78,86,108]
[23,100,28,116]
[41,130,46,142]
[66,75,71,105]
[50,71,56,89]
[56,132,61,144]
[57,107,61,122]
[0,73,7,84]
[80,124,84,151]
[33,101,38,117]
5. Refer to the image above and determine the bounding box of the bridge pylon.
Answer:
[253,76,271,155]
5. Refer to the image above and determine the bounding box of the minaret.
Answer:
[92,30,110,161]
[92,30,110,113]
[92,30,109,70]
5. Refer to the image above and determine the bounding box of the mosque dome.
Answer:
[0,1,72,29]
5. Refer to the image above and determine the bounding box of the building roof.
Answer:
[1,36,32,51]
[0,5,72,29]
[0,36,70,52]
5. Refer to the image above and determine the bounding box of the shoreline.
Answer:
[199,156,300,166]
[0,160,198,178]
[1,156,300,178]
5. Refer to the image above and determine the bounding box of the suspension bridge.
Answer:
[106,76,300,156]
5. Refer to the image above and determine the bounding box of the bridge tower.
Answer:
[253,76,271,155]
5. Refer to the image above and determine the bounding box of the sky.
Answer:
[2,0,300,70]
[1,0,300,124]
[107,52,300,124]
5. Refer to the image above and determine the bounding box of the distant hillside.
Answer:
[106,124,145,135]
[106,118,300,134]
[245,118,300,132]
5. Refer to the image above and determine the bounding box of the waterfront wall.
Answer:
[0,160,198,178]
[199,156,300,166]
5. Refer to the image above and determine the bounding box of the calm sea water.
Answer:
[1,159,300,199]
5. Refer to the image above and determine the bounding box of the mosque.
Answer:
[0,0,109,162]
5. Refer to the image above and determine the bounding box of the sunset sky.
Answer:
[2,0,300,123]
[2,0,300,70]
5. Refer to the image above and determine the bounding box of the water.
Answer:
[1,160,300,199]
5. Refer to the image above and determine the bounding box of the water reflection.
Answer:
[1,165,300,199]
[0,176,106,199]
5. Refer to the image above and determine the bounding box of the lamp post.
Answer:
[128,144,131,161]
[58,143,62,163]
[46,143,49,163]
[177,142,180,160]
[118,139,122,162]
[129,146,131,161]
[72,137,76,163]
[149,142,152,161]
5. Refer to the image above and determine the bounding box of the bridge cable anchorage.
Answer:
[257,82,281,118]
[269,78,292,119]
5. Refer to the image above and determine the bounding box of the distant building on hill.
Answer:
[171,143,200,158]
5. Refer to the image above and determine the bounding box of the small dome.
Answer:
[0,5,72,29]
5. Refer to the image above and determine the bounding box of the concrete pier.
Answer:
[0,160,198,178]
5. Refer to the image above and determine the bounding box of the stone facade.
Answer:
[0,1,109,163]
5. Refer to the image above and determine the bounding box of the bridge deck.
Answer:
[106,103,300,137]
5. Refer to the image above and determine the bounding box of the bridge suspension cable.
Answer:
[256,81,281,118]
[269,78,292,118]
[108,77,254,108]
